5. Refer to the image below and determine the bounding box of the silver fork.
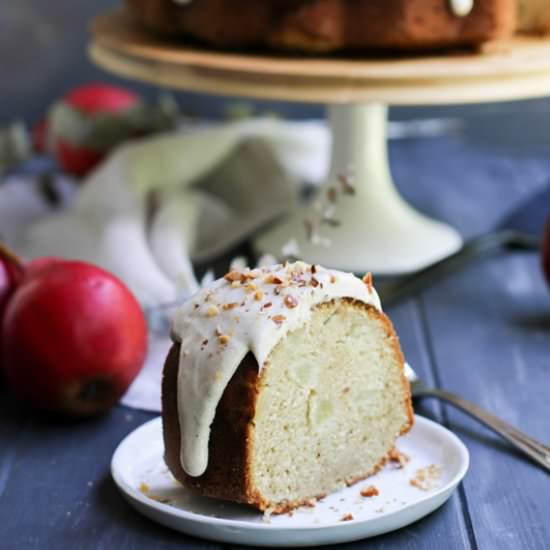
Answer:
[405,364,550,473]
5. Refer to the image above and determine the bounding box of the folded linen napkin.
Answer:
[7,118,333,306]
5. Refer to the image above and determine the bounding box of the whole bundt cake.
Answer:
[127,0,517,52]
[162,262,413,513]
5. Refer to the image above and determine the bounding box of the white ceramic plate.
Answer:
[112,415,469,547]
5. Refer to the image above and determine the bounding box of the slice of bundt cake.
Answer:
[163,262,413,513]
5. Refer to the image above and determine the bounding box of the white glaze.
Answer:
[449,0,474,17]
[172,262,381,477]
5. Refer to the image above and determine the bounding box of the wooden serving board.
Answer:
[90,8,550,104]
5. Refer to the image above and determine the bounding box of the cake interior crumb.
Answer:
[410,464,442,491]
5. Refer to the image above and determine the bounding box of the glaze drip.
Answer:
[172,262,381,477]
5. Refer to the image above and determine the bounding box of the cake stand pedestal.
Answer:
[90,9,550,274]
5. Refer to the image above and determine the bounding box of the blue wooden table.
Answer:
[1,132,549,549]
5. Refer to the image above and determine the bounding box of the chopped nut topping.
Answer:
[224,271,242,282]
[138,482,150,494]
[388,448,409,469]
[265,274,283,285]
[193,303,200,309]
[362,272,373,291]
[202,339,208,346]
[340,513,354,522]
[254,290,264,301]
[311,264,317,274]
[207,305,219,317]
[360,486,379,498]
[248,269,261,279]
[330,275,337,283]
[284,295,298,309]
[272,314,286,325]
[310,277,319,288]
[222,302,238,310]
[263,302,272,309]
[245,282,257,292]
[230,280,241,288]
[218,334,231,345]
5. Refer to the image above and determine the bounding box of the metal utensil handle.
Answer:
[421,388,550,473]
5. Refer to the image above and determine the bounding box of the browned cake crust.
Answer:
[127,0,516,52]
[162,301,414,513]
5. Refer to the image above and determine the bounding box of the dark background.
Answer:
[2,0,550,154]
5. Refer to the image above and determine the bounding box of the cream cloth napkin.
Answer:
[9,118,329,306]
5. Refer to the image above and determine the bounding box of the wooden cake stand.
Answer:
[90,9,550,274]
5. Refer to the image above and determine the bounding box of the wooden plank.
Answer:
[0,406,222,550]
[0,392,28,502]
[420,252,550,550]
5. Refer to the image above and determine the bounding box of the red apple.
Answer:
[48,84,141,178]
[1,260,147,417]
[0,244,25,369]
[543,217,550,288]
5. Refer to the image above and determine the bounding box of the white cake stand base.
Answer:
[255,103,462,274]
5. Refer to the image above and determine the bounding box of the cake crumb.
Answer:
[148,494,172,504]
[410,464,442,491]
[360,485,379,498]
[254,290,264,301]
[218,334,231,345]
[138,482,150,494]
[388,448,410,469]
[222,302,238,310]
[272,314,286,325]
[340,513,354,522]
